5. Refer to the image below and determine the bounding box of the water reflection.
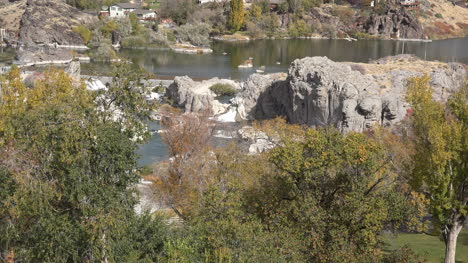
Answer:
[114,38,467,80]
[1,38,466,80]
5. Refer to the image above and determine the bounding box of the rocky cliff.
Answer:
[359,8,425,39]
[234,55,466,132]
[0,0,97,46]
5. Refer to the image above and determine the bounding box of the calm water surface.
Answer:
[82,37,468,80]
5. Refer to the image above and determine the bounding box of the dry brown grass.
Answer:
[420,0,468,39]
[0,0,26,32]
[344,56,450,89]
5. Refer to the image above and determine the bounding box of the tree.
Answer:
[288,0,302,13]
[153,109,214,219]
[0,66,161,262]
[252,128,414,262]
[159,0,195,25]
[228,0,245,33]
[405,76,467,263]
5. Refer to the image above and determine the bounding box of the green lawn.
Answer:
[383,231,468,263]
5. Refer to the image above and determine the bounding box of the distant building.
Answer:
[109,3,140,18]
[107,3,157,21]
[134,9,157,21]
[400,0,420,9]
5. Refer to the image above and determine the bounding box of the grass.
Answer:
[383,231,468,263]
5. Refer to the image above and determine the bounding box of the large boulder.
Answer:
[234,56,466,133]
[0,0,97,46]
[232,73,287,120]
[166,76,240,115]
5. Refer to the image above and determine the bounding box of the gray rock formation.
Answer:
[65,60,81,81]
[232,73,287,120]
[234,56,466,133]
[166,76,240,115]
[16,48,73,64]
[360,9,424,39]
[0,0,97,46]
[19,0,97,46]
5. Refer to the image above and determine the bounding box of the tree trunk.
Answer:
[444,221,463,263]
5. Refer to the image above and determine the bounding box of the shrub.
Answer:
[72,25,93,45]
[288,20,312,37]
[303,0,322,9]
[121,35,148,48]
[101,20,119,37]
[176,23,211,47]
[331,6,355,25]
[323,23,337,39]
[209,83,237,96]
[382,245,428,263]
[246,21,265,38]
[91,41,117,61]
[434,13,443,18]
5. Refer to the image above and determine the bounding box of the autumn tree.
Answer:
[153,109,215,219]
[0,66,163,262]
[405,76,467,263]
[228,0,245,33]
[251,128,414,262]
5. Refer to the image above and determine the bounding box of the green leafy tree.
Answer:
[72,25,93,45]
[228,0,245,33]
[0,66,161,262]
[159,0,195,25]
[406,76,467,263]
[252,128,413,262]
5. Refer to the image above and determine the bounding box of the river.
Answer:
[82,37,468,80]
[1,38,467,166]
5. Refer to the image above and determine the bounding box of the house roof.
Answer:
[133,9,155,15]
[114,3,140,9]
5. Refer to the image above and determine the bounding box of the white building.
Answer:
[134,9,157,21]
[109,3,139,18]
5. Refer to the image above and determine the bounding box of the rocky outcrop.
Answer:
[0,0,97,46]
[16,48,74,65]
[232,73,287,120]
[360,9,424,39]
[166,77,240,115]
[234,56,465,133]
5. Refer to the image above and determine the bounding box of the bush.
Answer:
[303,0,322,9]
[209,83,237,96]
[288,20,312,37]
[435,13,443,18]
[382,245,428,263]
[121,35,148,48]
[323,23,337,39]
[176,23,211,47]
[72,25,92,45]
[246,21,265,38]
[331,6,355,25]
[91,41,117,61]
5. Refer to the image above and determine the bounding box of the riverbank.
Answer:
[212,33,434,43]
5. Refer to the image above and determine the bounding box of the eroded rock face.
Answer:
[1,0,97,46]
[235,56,466,133]
[360,9,424,39]
[166,76,240,115]
[232,73,287,120]
[16,48,73,64]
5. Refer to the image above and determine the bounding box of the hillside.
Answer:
[420,0,468,39]
[0,0,97,46]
